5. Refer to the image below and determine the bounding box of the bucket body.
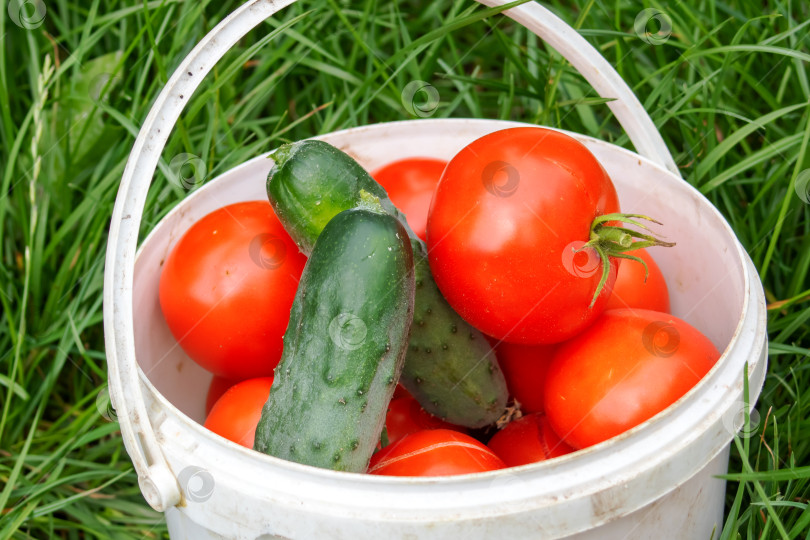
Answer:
[128,119,768,539]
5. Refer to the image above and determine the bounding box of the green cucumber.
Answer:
[267,139,508,428]
[253,204,414,472]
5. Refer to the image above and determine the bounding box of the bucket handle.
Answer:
[103,0,678,512]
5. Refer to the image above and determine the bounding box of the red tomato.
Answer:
[487,413,574,467]
[372,158,447,241]
[427,127,620,344]
[605,248,670,313]
[203,377,273,448]
[384,395,463,445]
[159,201,306,380]
[368,429,505,476]
[544,309,720,449]
[495,342,555,414]
[391,383,409,400]
[205,375,238,415]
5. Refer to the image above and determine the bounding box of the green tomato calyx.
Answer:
[582,213,675,308]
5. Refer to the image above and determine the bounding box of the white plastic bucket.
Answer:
[103,2,768,539]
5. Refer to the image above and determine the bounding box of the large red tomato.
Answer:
[159,201,306,380]
[494,342,555,414]
[368,429,505,476]
[203,377,273,448]
[605,248,670,313]
[544,309,720,449]
[487,413,574,467]
[371,158,447,241]
[426,127,621,344]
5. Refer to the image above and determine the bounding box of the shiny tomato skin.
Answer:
[203,377,274,448]
[427,127,620,344]
[487,413,574,467]
[605,248,670,313]
[495,342,555,414]
[544,309,720,449]
[159,201,306,380]
[368,429,505,476]
[205,375,239,415]
[372,158,447,242]
[385,395,463,445]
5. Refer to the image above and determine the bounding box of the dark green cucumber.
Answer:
[267,139,508,428]
[253,205,414,472]
[267,141,405,253]
[405,244,504,428]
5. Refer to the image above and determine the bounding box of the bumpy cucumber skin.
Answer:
[268,140,508,428]
[406,242,507,427]
[253,208,414,472]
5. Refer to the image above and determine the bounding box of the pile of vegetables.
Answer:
[159,127,720,477]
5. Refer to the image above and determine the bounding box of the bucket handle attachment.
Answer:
[103,0,678,512]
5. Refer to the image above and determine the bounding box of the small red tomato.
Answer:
[494,342,555,414]
[205,375,239,415]
[544,309,720,449]
[159,201,306,380]
[384,395,463,445]
[372,158,447,241]
[487,413,574,467]
[391,384,410,400]
[368,429,505,477]
[204,377,273,448]
[605,248,670,313]
[427,127,621,344]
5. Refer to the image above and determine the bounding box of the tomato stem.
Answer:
[583,213,675,308]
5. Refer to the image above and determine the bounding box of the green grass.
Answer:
[1,0,808,538]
